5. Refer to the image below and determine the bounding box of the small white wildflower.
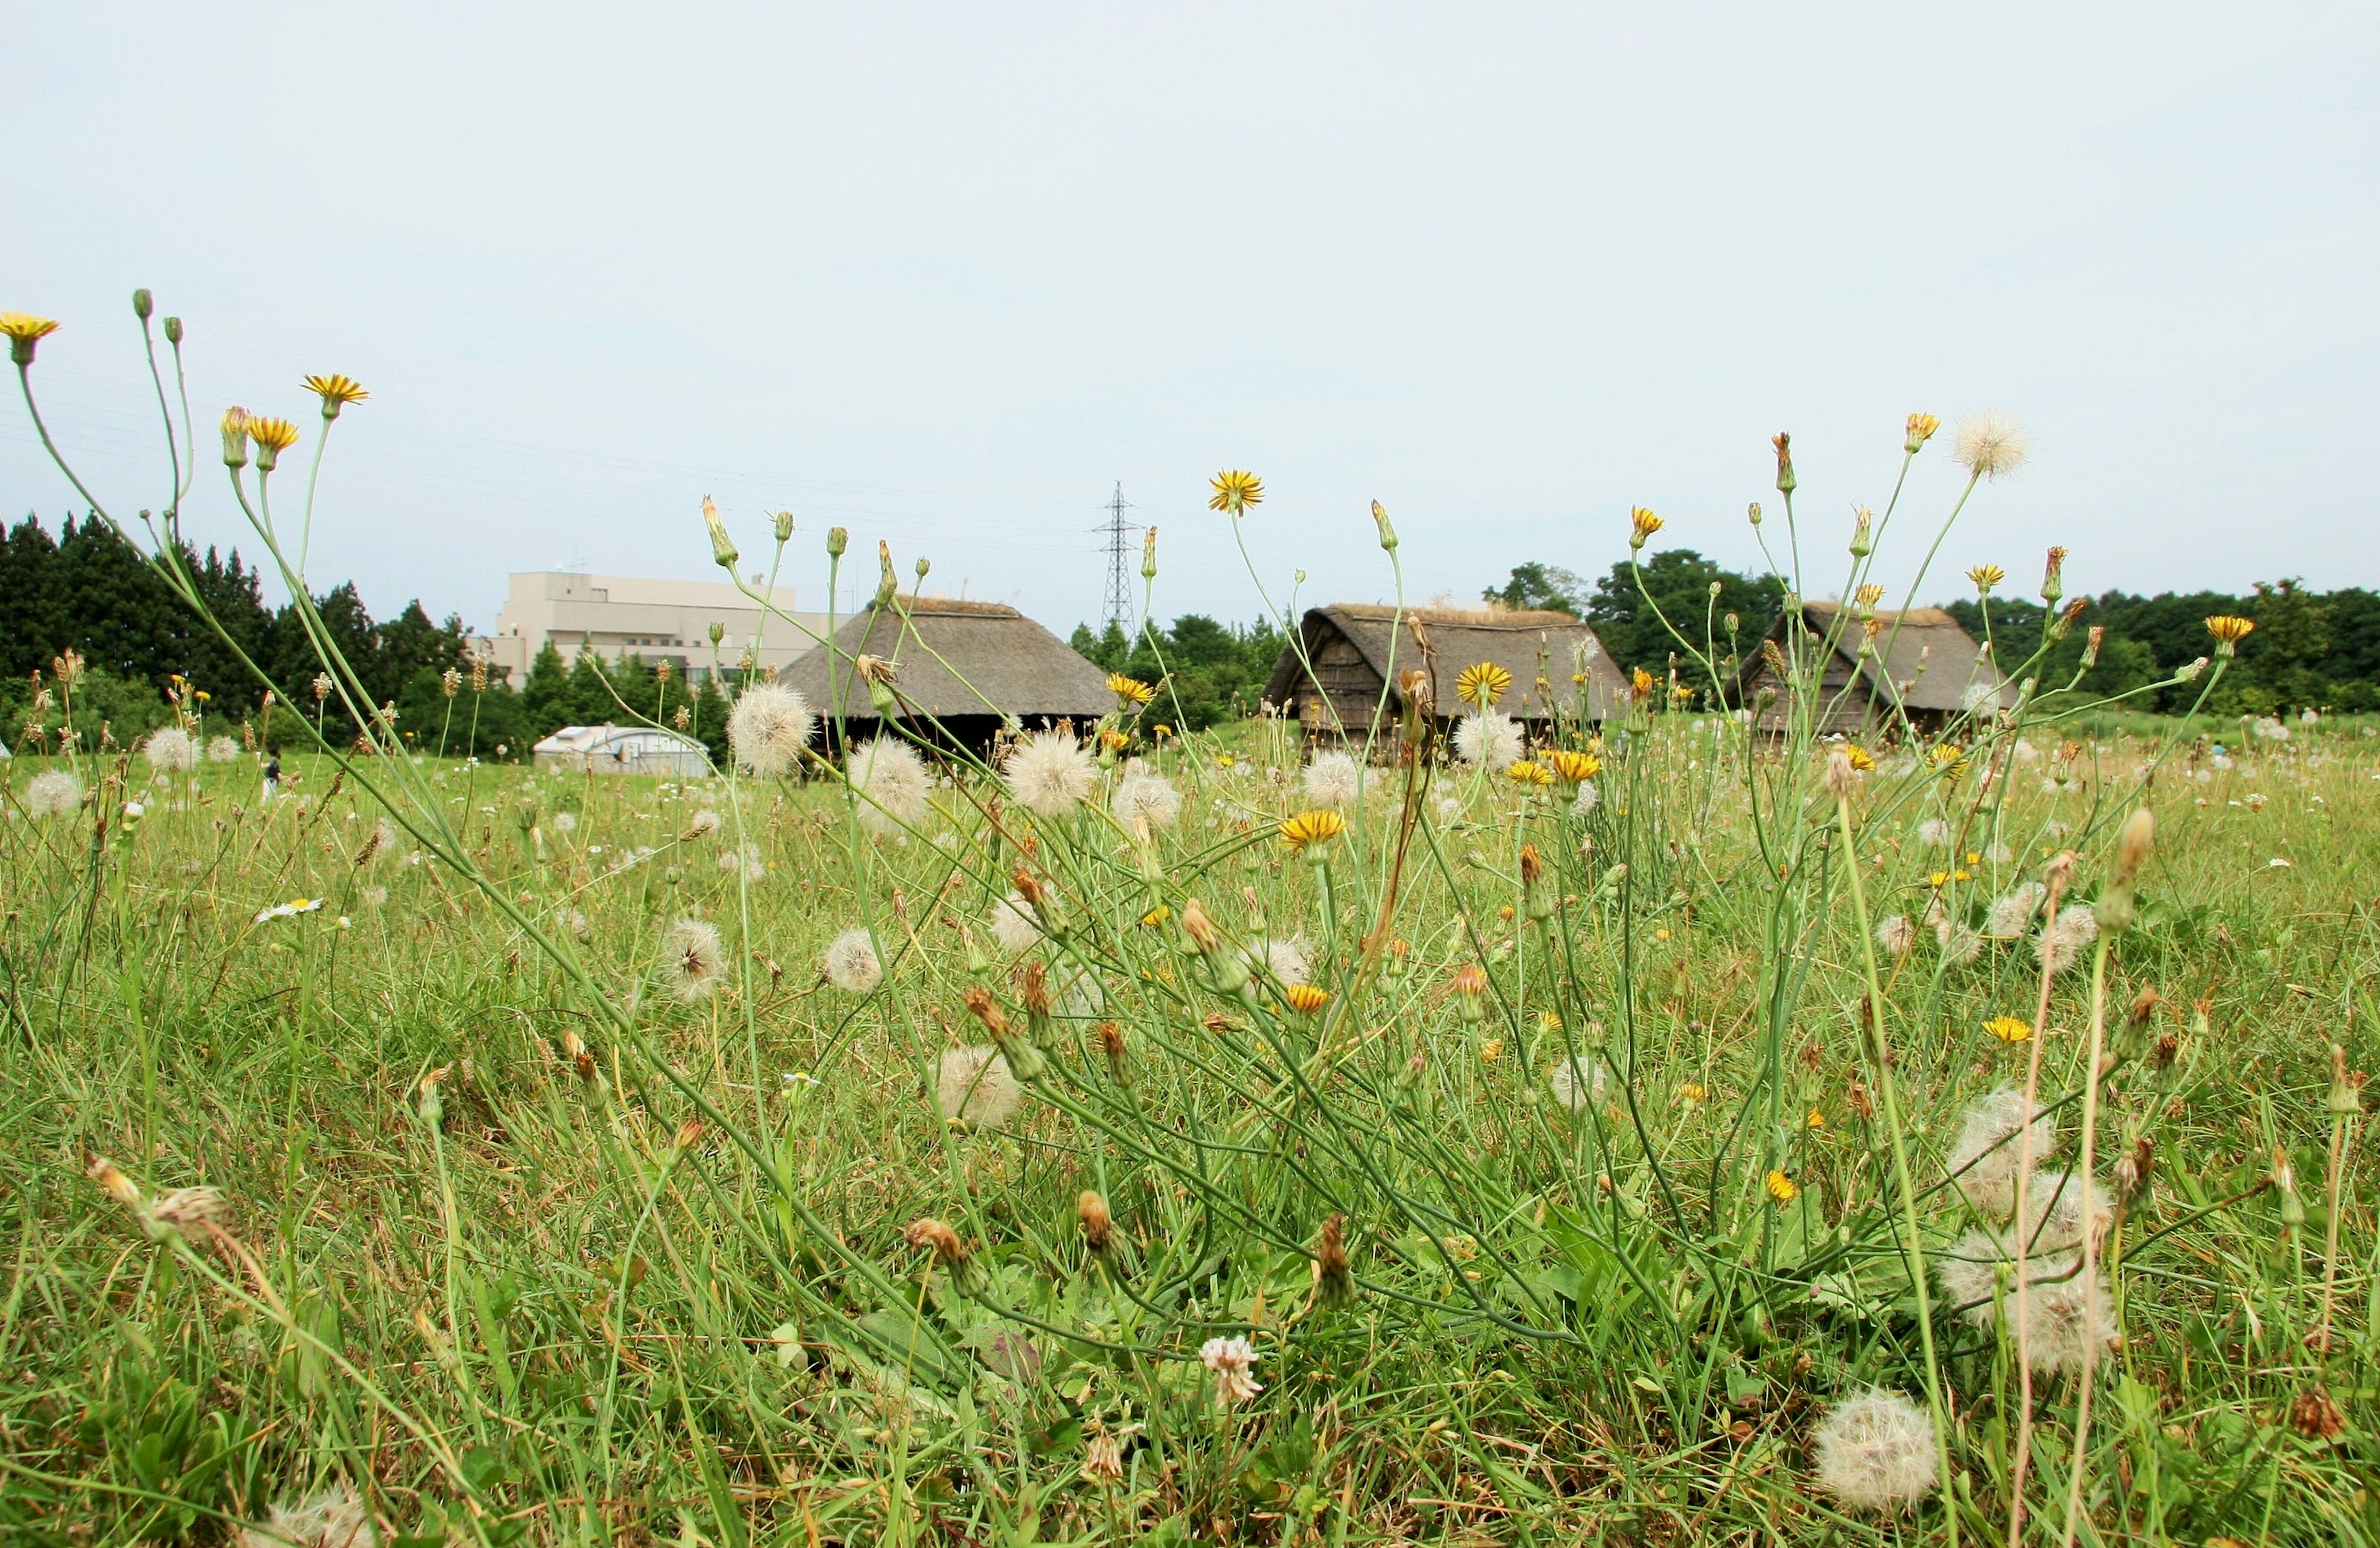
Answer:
[1199,1335,1263,1406]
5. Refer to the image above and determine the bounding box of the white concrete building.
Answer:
[476,571,830,686]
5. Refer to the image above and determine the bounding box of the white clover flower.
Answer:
[937,1045,1021,1130]
[659,917,726,1001]
[1109,773,1183,832]
[25,768,82,817]
[1199,1335,1263,1406]
[1812,1389,1939,1513]
[143,726,197,773]
[726,683,814,776]
[822,928,882,993]
[1003,731,1096,817]
[1302,751,1364,808]
[848,739,931,833]
[1453,711,1523,772]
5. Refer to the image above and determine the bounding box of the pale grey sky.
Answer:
[6,2,2376,638]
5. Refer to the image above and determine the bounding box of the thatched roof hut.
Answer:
[1263,604,1629,743]
[779,597,1111,750]
[1734,602,2013,736]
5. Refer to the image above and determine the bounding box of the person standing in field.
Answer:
[262,754,280,804]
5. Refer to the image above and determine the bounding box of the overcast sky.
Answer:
[6,3,2376,639]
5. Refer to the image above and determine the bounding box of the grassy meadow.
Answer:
[4,700,2376,1546]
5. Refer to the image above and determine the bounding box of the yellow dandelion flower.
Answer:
[1855,582,1886,607]
[1844,744,1875,773]
[1983,1015,2033,1044]
[1456,661,1513,708]
[1505,759,1553,787]
[1928,871,1950,888]
[1100,728,1130,752]
[1,312,61,365]
[1965,851,1981,865]
[1479,1038,1503,1062]
[1765,1169,1799,1204]
[1954,868,1972,882]
[1153,723,1172,738]
[1209,469,1263,514]
[1967,563,2006,592]
[1806,1107,1825,1129]
[1629,506,1664,550]
[1678,1081,1706,1104]
[301,373,369,418]
[1631,667,1656,701]
[1285,983,1329,1014]
[1279,808,1348,855]
[246,416,301,451]
[1140,904,1172,927]
[1905,412,1940,451]
[2205,615,2255,655]
[1546,749,1601,783]
[1106,673,1156,706]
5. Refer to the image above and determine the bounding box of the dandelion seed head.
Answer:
[685,807,722,838]
[1003,731,1096,817]
[1109,772,1183,831]
[2036,902,2099,975]
[25,768,82,817]
[718,843,765,882]
[659,917,726,1001]
[1570,780,1600,816]
[726,682,814,776]
[1985,882,2045,939]
[1453,711,1523,772]
[549,810,577,834]
[937,1044,1022,1130]
[1916,819,1953,848]
[2021,1264,2116,1373]
[849,739,931,833]
[206,735,242,763]
[1812,1389,1939,1512]
[822,928,882,993]
[1946,1086,2056,1219]
[1953,411,2030,480]
[1937,920,1984,964]
[143,726,197,773]
[1302,750,1364,807]
[990,892,1042,954]
[1875,915,1916,957]
[234,1483,375,1548]
[1548,1053,1606,1111]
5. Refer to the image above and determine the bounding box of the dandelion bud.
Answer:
[417,1065,447,1124]
[701,496,738,571]
[86,1154,144,1213]
[1315,1213,1355,1309]
[2328,1044,2361,1119]
[963,985,1045,1081]
[2112,808,2154,887]
[1905,412,1939,453]
[1629,506,1664,552]
[904,1216,969,1269]
[1140,525,1158,579]
[708,621,725,646]
[1096,1019,1127,1081]
[2273,1148,2307,1231]
[672,1119,705,1152]
[1452,964,1487,1025]
[1179,897,1222,954]
[2040,546,2067,607]
[132,288,153,320]
[771,509,794,543]
[220,407,250,468]
[1771,433,1795,495]
[2175,655,2209,682]
[163,315,183,345]
[1747,501,1763,527]
[1019,959,1055,1040]
[1724,612,1740,636]
[1078,1190,1113,1254]
[2115,1134,2155,1200]
[2080,625,2105,669]
[826,526,848,558]
[1849,507,1873,558]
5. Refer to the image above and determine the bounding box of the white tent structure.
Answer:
[531,724,710,776]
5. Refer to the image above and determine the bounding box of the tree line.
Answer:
[1069,615,1287,729]
[1489,552,2380,716]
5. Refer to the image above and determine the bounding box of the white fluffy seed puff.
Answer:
[206,735,242,763]
[1453,711,1523,772]
[726,683,814,776]
[1915,818,1953,848]
[659,917,727,1001]
[1003,730,1097,817]
[1109,773,1183,832]
[1944,1086,2056,1219]
[989,892,1042,954]
[1302,750,1364,807]
[1952,411,2029,482]
[848,739,931,834]
[1985,882,2044,939]
[143,725,198,773]
[1812,1389,1939,1512]
[233,1483,375,1548]
[1875,915,1917,957]
[25,768,83,817]
[2035,903,2100,975]
[937,1045,1022,1130]
[822,928,882,993]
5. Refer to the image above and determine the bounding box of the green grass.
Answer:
[3,706,2375,1546]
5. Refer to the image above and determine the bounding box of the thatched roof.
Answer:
[1264,604,1630,724]
[781,598,1111,724]
[1742,602,2014,715]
